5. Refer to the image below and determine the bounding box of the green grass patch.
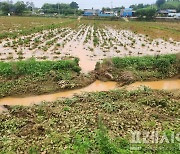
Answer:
[112,54,177,73]
[0,58,81,78]
[0,58,96,98]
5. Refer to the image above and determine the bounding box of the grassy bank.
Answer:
[0,89,179,153]
[0,58,95,98]
[96,54,180,84]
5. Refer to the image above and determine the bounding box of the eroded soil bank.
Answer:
[95,54,180,84]
[0,54,179,101]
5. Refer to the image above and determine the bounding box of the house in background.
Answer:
[167,9,177,17]
[83,9,100,16]
[120,8,135,17]
[166,9,176,13]
[98,10,116,17]
[157,9,177,17]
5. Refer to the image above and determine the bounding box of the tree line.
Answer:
[0,0,179,18]
[41,2,82,15]
[0,1,34,15]
[0,1,81,16]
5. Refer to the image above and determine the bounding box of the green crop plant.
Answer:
[0,58,81,78]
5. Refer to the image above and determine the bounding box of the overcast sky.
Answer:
[11,0,156,9]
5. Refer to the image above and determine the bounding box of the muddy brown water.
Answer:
[0,80,117,107]
[0,79,180,113]
[125,79,180,91]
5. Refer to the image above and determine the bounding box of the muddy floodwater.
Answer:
[125,79,180,90]
[0,80,117,106]
[0,79,179,110]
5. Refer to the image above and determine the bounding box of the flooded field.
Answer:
[0,17,180,153]
[0,20,179,72]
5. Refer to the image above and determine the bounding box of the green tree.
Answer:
[135,8,156,20]
[41,2,80,15]
[26,1,35,11]
[70,1,79,9]
[14,1,27,15]
[130,4,151,10]
[156,0,166,7]
[0,2,13,15]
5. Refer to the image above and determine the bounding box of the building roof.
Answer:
[158,9,177,14]
[104,11,114,14]
[84,9,100,14]
[124,8,133,11]
[84,9,100,11]
[167,9,177,13]
[158,10,169,14]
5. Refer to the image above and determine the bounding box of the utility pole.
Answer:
[30,0,34,15]
[111,1,113,9]
[58,3,60,16]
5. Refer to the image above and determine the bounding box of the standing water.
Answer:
[0,80,117,106]
[125,79,180,90]
[0,79,179,111]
